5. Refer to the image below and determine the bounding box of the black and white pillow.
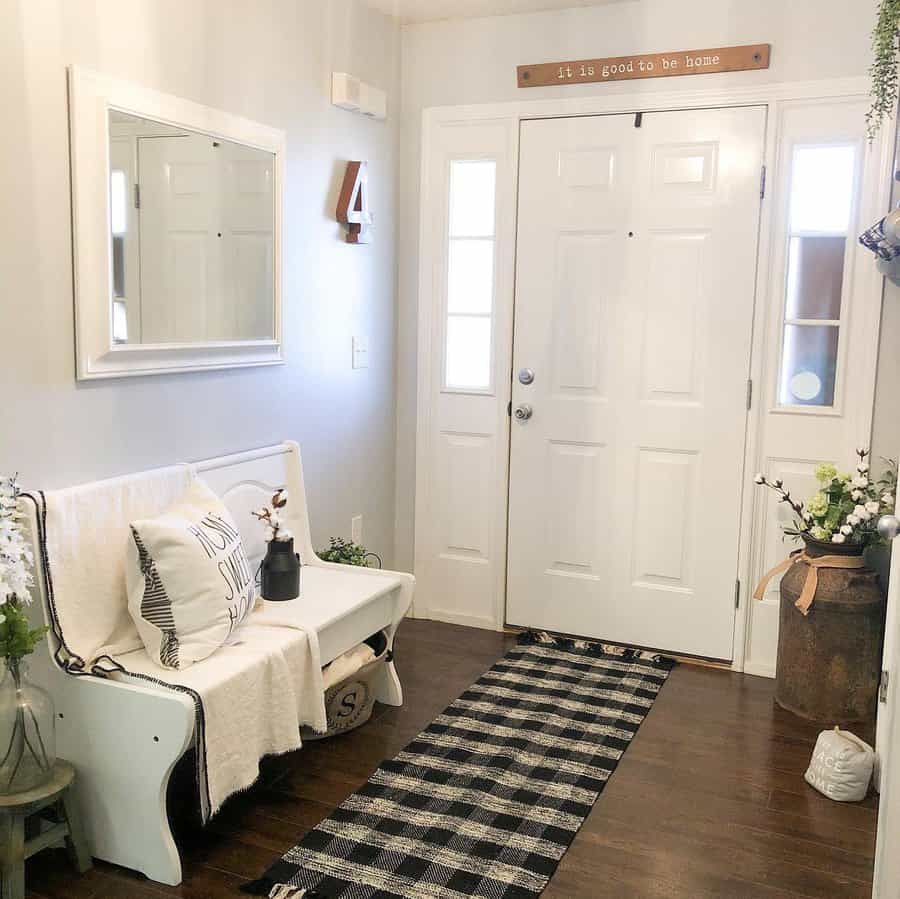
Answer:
[126,479,256,670]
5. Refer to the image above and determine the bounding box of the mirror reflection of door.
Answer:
[107,111,275,346]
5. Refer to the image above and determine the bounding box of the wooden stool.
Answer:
[0,760,91,899]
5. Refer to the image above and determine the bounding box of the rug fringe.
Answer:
[519,629,676,669]
[241,879,320,899]
[270,886,312,899]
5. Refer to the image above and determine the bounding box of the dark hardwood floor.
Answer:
[27,619,877,898]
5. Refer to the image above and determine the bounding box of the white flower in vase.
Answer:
[854,505,872,522]
[865,500,881,515]
[852,490,864,501]
[0,476,33,606]
[840,524,853,536]
[847,514,860,527]
[253,488,293,544]
[832,533,846,544]
[851,475,869,489]
[753,473,765,485]
[883,492,895,506]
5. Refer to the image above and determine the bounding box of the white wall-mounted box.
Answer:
[332,72,386,120]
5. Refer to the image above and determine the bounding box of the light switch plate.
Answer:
[352,336,369,369]
[351,515,363,543]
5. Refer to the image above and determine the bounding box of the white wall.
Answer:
[0,0,401,565]
[394,0,886,572]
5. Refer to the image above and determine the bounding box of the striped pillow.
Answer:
[126,479,256,670]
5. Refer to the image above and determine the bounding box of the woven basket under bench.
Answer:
[302,630,389,740]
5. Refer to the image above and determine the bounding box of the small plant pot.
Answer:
[801,534,865,559]
[261,538,301,601]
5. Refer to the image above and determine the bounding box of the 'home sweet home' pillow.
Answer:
[126,479,256,670]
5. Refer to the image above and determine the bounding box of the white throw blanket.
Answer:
[37,465,191,666]
[36,471,328,821]
[113,605,327,820]
[322,642,377,690]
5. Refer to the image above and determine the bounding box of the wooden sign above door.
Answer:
[517,43,770,89]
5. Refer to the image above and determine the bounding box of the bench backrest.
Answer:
[189,441,315,569]
[24,441,314,672]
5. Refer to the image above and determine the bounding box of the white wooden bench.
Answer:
[22,442,413,885]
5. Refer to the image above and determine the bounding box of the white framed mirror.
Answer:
[69,66,285,379]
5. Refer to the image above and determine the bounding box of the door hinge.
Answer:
[634,112,643,128]
[133,183,141,209]
[734,579,741,609]
[759,165,767,200]
[879,670,890,704]
[746,379,753,411]
[507,401,512,417]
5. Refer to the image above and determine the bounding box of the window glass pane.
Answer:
[789,146,855,233]
[111,235,126,298]
[110,169,128,236]
[785,236,846,320]
[449,160,496,237]
[778,324,839,407]
[448,239,494,314]
[446,315,491,390]
[112,299,128,343]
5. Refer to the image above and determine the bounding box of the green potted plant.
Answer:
[755,449,896,554]
[754,452,897,721]
[867,0,900,140]
[316,537,382,568]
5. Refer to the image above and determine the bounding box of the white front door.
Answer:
[506,107,766,659]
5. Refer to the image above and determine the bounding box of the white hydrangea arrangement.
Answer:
[0,476,33,607]
[252,488,293,543]
[755,449,897,547]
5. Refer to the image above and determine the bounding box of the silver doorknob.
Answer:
[878,514,900,540]
[518,368,535,385]
[514,404,533,422]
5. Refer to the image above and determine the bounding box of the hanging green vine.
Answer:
[868,0,900,141]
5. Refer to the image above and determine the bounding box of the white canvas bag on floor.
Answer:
[805,727,875,802]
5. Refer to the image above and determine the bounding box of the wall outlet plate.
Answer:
[351,515,363,544]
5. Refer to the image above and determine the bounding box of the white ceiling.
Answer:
[361,0,625,25]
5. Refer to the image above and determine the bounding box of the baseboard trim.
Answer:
[743,661,776,679]
[421,609,501,631]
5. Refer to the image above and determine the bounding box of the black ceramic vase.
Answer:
[261,538,301,601]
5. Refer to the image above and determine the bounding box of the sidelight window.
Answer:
[777,144,857,408]
[444,159,497,391]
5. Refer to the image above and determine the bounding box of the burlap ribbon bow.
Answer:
[752,549,865,616]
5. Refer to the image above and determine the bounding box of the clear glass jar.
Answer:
[0,660,56,794]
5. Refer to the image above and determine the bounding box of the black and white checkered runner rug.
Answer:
[243,631,675,899]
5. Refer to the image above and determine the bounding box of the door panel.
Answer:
[138,135,274,344]
[507,107,766,660]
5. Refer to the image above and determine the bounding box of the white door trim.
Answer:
[873,534,900,897]
[413,76,894,674]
